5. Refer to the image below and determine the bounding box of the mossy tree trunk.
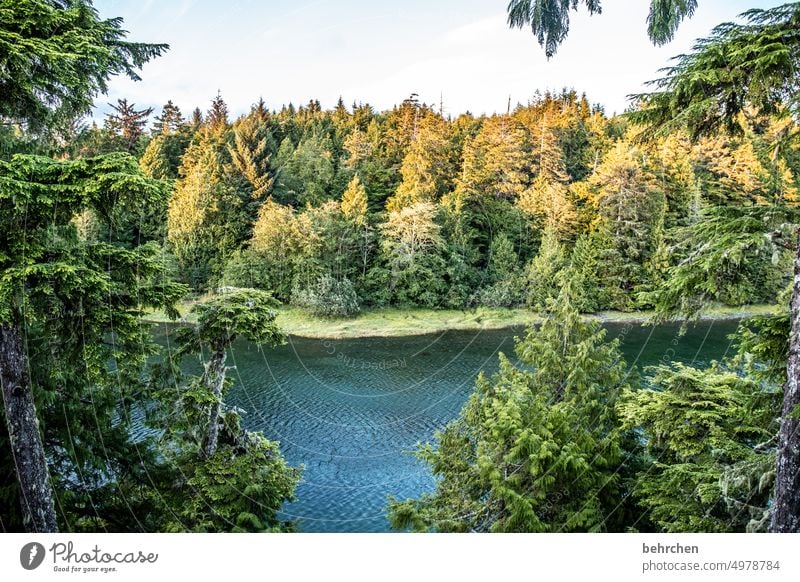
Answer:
[771,234,800,532]
[0,321,57,532]
[200,346,227,459]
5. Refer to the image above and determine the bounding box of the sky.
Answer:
[95,0,783,120]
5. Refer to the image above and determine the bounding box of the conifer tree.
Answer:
[458,116,531,200]
[0,0,169,533]
[229,105,276,199]
[1,154,185,532]
[371,201,447,306]
[587,142,665,297]
[103,98,154,152]
[525,224,568,308]
[0,0,167,132]
[389,284,633,532]
[150,289,300,531]
[627,2,800,531]
[273,133,336,206]
[167,95,249,288]
[152,100,185,135]
[507,0,697,57]
[619,362,778,532]
[389,115,457,211]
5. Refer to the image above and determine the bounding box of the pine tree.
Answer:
[139,128,190,181]
[1,154,185,532]
[341,174,368,224]
[628,2,800,532]
[507,0,697,57]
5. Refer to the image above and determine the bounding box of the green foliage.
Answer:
[168,436,300,532]
[0,0,168,132]
[103,98,153,153]
[229,104,276,199]
[148,289,299,532]
[476,233,525,307]
[645,206,794,320]
[525,225,568,309]
[389,289,634,532]
[273,134,337,205]
[507,0,696,57]
[565,230,618,312]
[631,3,800,139]
[176,288,285,353]
[0,153,187,531]
[369,201,448,307]
[619,362,779,532]
[167,96,255,289]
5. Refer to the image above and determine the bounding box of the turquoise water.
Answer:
[157,318,741,532]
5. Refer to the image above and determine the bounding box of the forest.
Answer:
[1,0,800,533]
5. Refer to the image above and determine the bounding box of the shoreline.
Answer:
[142,302,781,340]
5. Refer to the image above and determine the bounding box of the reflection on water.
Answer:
[154,318,740,532]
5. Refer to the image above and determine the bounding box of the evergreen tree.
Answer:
[525,224,568,309]
[167,95,250,288]
[152,100,185,135]
[507,0,697,57]
[103,98,154,153]
[619,362,778,532]
[586,142,665,299]
[229,105,277,199]
[273,133,336,206]
[0,0,167,132]
[370,201,447,306]
[458,116,531,201]
[341,175,373,278]
[150,289,300,531]
[477,232,524,307]
[0,0,168,533]
[389,286,633,532]
[1,153,185,532]
[389,115,457,210]
[629,2,800,532]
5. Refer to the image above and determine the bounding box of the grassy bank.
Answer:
[142,298,780,339]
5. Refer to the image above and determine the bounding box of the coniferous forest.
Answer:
[2,0,800,534]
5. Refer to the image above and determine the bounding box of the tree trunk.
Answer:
[201,348,227,459]
[0,321,58,533]
[771,235,800,532]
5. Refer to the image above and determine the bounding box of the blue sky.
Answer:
[96,0,782,119]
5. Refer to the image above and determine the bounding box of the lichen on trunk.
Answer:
[771,235,800,532]
[200,347,227,459]
[0,321,58,533]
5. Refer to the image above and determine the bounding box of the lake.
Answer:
[156,318,741,532]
